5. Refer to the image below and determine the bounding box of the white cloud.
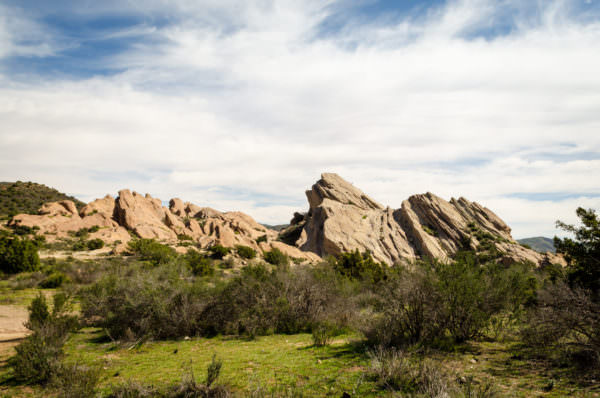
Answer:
[0,0,599,237]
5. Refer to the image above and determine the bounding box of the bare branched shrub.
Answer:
[522,282,600,370]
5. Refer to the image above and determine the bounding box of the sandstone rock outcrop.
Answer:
[296,173,564,267]
[10,197,130,249]
[9,189,320,262]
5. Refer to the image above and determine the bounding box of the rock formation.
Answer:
[9,190,320,262]
[296,173,564,267]
[7,173,564,267]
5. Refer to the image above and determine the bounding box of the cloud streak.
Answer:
[0,0,599,238]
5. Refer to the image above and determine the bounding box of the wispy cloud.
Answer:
[0,0,599,238]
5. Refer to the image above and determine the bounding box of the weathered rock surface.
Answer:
[296,173,565,267]
[9,190,319,262]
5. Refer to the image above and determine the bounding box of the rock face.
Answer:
[296,173,564,267]
[9,190,320,262]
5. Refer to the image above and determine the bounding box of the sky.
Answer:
[0,0,599,238]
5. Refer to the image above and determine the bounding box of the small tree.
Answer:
[554,207,600,297]
[0,236,40,274]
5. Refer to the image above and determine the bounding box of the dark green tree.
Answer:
[0,236,40,274]
[554,207,600,297]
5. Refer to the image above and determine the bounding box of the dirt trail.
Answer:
[0,305,29,341]
[0,305,29,363]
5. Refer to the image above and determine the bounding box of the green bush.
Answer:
[363,255,538,347]
[209,244,230,260]
[80,265,208,340]
[235,245,256,259]
[333,249,386,283]
[10,293,78,384]
[263,248,289,267]
[39,272,69,289]
[71,240,87,251]
[255,235,267,244]
[311,322,336,347]
[184,249,214,277]
[0,236,40,274]
[86,238,104,250]
[128,239,177,266]
[80,262,348,340]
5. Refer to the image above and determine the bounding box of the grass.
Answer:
[2,326,599,397]
[64,330,374,396]
[0,281,54,306]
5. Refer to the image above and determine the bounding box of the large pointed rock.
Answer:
[296,173,565,267]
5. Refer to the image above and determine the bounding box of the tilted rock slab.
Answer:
[297,173,564,267]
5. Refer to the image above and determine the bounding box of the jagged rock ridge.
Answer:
[9,190,320,261]
[295,173,564,267]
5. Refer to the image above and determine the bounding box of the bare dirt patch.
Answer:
[0,305,29,342]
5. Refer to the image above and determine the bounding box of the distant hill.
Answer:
[261,223,289,231]
[517,237,555,253]
[0,181,85,219]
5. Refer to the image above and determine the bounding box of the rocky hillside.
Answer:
[8,190,319,261]
[288,173,563,267]
[0,181,84,219]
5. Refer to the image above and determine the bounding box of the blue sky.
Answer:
[1,0,599,238]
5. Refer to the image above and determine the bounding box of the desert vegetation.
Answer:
[0,207,598,396]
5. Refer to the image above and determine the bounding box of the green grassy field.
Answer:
[2,321,599,397]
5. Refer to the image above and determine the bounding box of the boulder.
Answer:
[114,190,177,241]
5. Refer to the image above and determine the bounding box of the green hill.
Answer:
[0,181,85,220]
[517,236,555,253]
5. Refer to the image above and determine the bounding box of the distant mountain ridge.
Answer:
[517,237,556,253]
[0,181,84,219]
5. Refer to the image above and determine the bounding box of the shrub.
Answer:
[367,347,452,394]
[311,322,336,347]
[53,362,101,398]
[71,240,87,251]
[263,248,289,267]
[184,250,214,277]
[255,235,267,244]
[202,264,347,337]
[39,272,69,289]
[209,244,230,260]
[523,207,600,372]
[333,249,386,283]
[80,265,209,340]
[363,255,537,347]
[522,283,600,371]
[10,293,78,384]
[86,238,104,250]
[128,239,177,266]
[235,244,256,259]
[0,236,40,274]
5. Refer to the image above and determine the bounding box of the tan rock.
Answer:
[39,200,79,217]
[169,198,186,217]
[296,173,562,267]
[114,190,176,241]
[79,195,115,217]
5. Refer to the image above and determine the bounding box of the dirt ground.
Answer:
[0,305,29,363]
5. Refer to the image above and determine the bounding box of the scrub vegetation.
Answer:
[0,207,598,397]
